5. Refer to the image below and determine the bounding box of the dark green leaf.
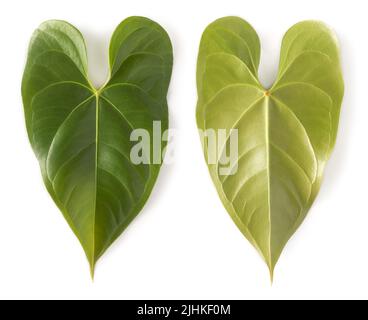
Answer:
[22,17,173,276]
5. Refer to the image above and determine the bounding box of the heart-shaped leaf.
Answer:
[196,17,344,278]
[22,17,173,276]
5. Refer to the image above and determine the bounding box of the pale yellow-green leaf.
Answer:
[196,17,344,278]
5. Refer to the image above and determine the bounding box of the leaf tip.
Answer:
[89,257,96,281]
[269,268,274,285]
[89,264,95,281]
[267,262,275,285]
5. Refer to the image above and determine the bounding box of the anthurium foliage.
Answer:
[22,17,173,276]
[196,17,344,278]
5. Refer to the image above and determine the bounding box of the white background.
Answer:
[0,0,366,300]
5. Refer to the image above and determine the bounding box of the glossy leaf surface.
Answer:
[197,17,344,277]
[22,17,173,275]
